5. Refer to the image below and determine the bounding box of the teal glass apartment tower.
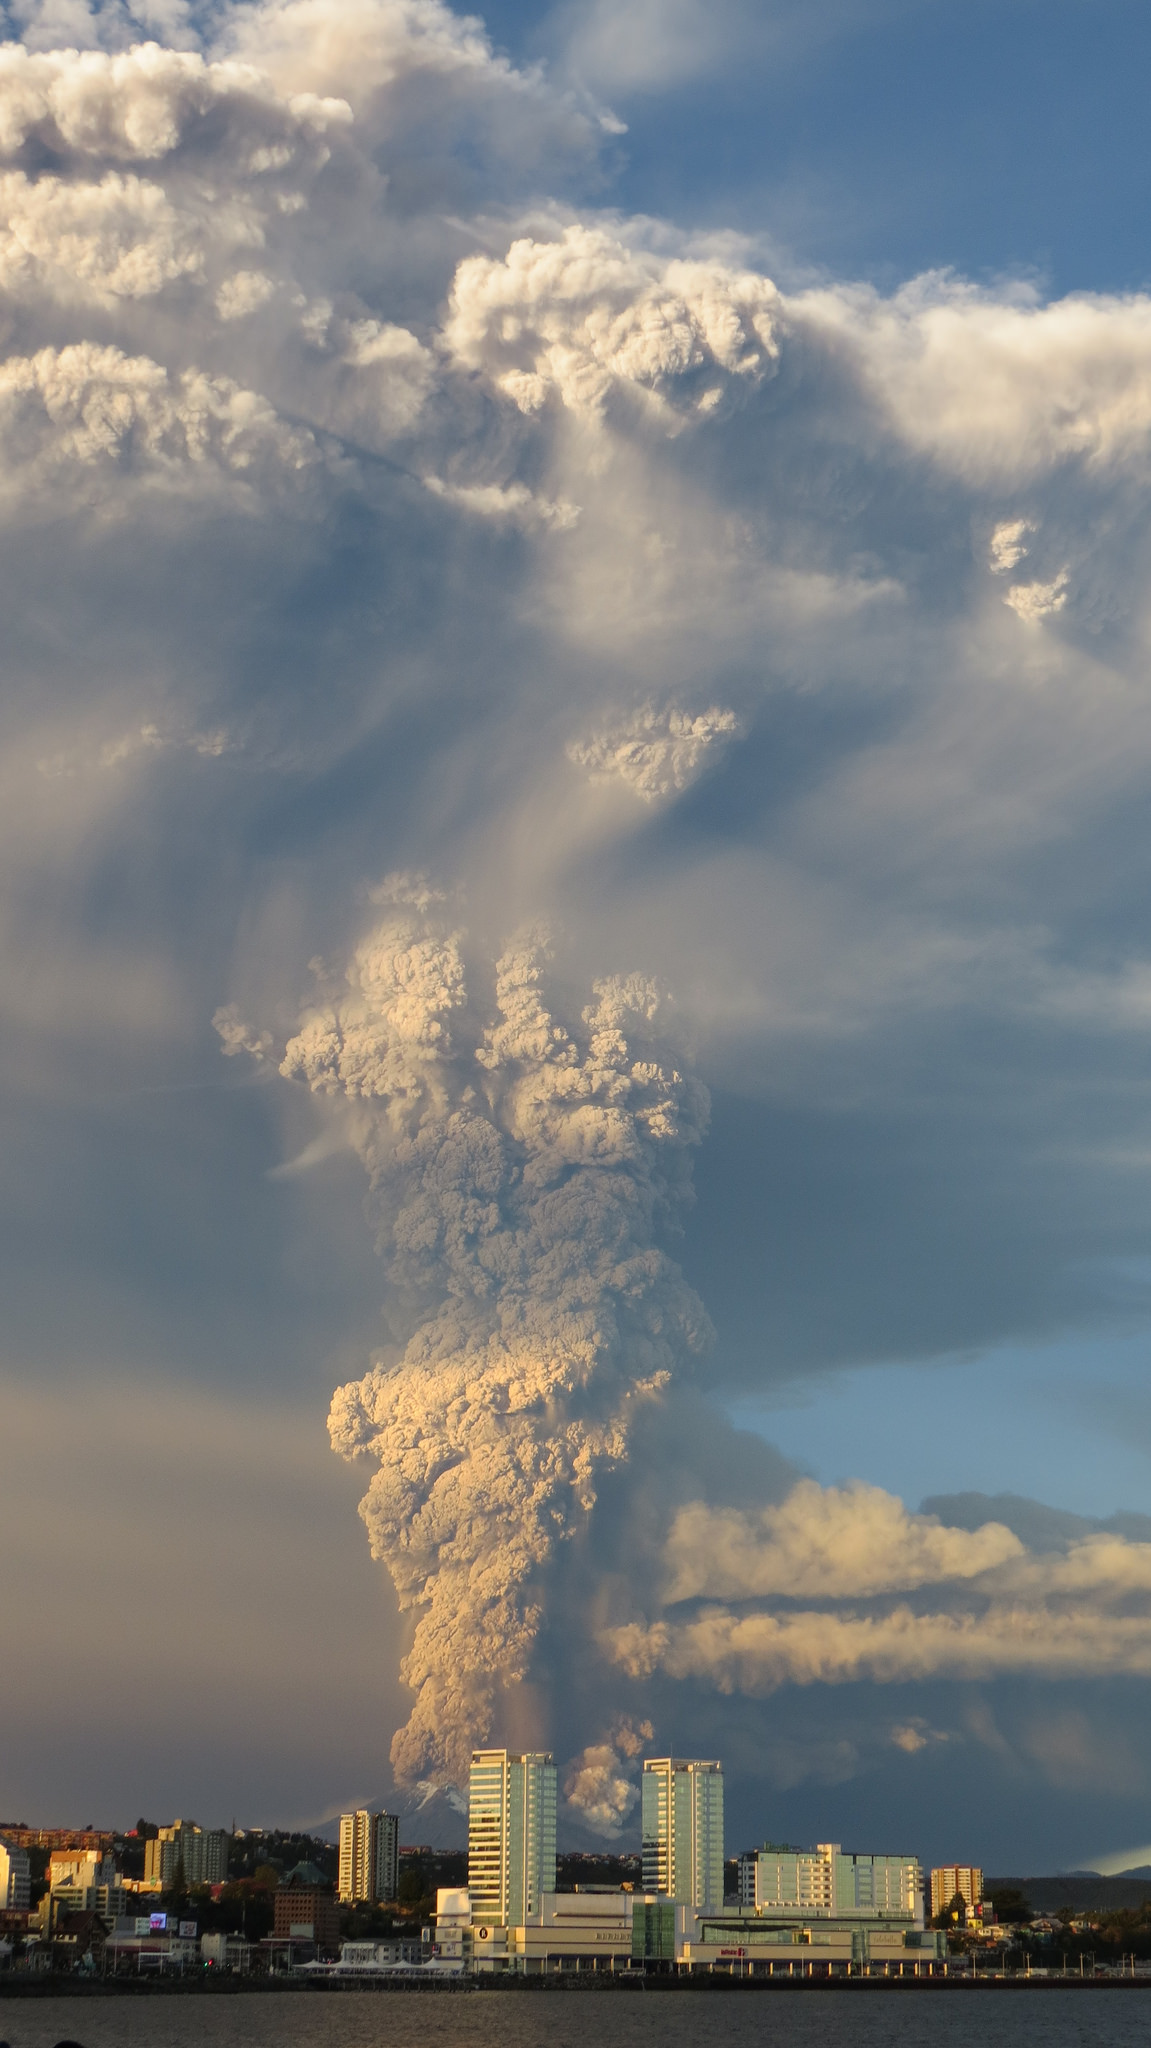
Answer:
[641,1758,724,1912]
[468,1750,557,1926]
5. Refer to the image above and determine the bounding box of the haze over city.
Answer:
[6,0,1151,1886]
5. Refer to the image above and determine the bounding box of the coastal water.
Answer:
[4,1990,1151,2048]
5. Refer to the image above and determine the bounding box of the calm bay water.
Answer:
[3,1990,1151,2048]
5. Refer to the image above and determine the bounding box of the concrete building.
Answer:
[336,1937,426,1970]
[143,1822,229,1891]
[738,1843,923,1923]
[41,1850,128,1929]
[273,1880,340,1955]
[0,1828,111,1854]
[678,1907,945,1974]
[0,1841,30,1911]
[431,1888,472,1968]
[641,1759,724,1912]
[468,1750,556,1927]
[47,1849,116,1893]
[930,1865,983,1921]
[434,1885,671,1974]
[338,1809,399,1904]
[105,1921,199,1974]
[201,1931,254,1971]
[432,1884,941,1977]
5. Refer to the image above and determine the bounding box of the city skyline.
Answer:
[5,0,1151,1876]
[0,1740,1121,1884]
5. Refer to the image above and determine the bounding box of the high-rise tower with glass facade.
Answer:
[468,1750,557,1926]
[641,1758,724,1911]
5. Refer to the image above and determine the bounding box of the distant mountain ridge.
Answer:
[309,1779,638,1853]
[989,1871,1151,1912]
[921,1492,1151,1551]
[311,1782,467,1850]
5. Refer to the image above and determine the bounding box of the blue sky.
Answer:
[480,0,1151,296]
[732,1329,1151,1520]
[6,0,1151,1870]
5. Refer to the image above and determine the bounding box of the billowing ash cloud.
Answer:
[276,886,711,1787]
[568,701,741,802]
[605,1480,1151,1694]
[18,0,1151,1857]
[662,1482,1024,1601]
[563,1715,652,1837]
[442,222,780,423]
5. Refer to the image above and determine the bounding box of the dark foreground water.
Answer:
[4,1990,1151,2048]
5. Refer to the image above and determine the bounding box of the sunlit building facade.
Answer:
[0,1840,30,1911]
[468,1750,556,1927]
[142,1821,229,1891]
[641,1758,724,1912]
[738,1842,923,1923]
[338,1809,399,1904]
[930,1865,983,1920]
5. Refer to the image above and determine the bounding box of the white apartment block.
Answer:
[739,1843,923,1924]
[468,1750,556,1928]
[641,1759,724,1913]
[338,1809,399,1904]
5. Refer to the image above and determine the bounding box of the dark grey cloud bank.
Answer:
[3,0,1151,1869]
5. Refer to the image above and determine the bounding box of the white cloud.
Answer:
[0,343,316,511]
[989,517,1032,574]
[1003,569,1069,622]
[0,167,206,298]
[563,1718,652,1837]
[0,41,350,161]
[215,267,276,318]
[568,700,742,800]
[608,1601,1151,1690]
[218,0,517,107]
[605,1477,1151,1697]
[443,223,779,422]
[802,278,1151,482]
[663,1482,1022,1601]
[423,474,580,530]
[14,0,1151,1836]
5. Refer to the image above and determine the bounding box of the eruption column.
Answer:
[281,900,711,1788]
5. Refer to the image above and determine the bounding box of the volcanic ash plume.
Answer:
[280,896,711,1787]
[564,1717,654,1838]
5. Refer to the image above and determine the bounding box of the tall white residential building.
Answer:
[930,1865,983,1920]
[738,1842,923,1923]
[468,1750,557,1927]
[0,1840,30,1911]
[641,1758,724,1912]
[338,1810,399,1903]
